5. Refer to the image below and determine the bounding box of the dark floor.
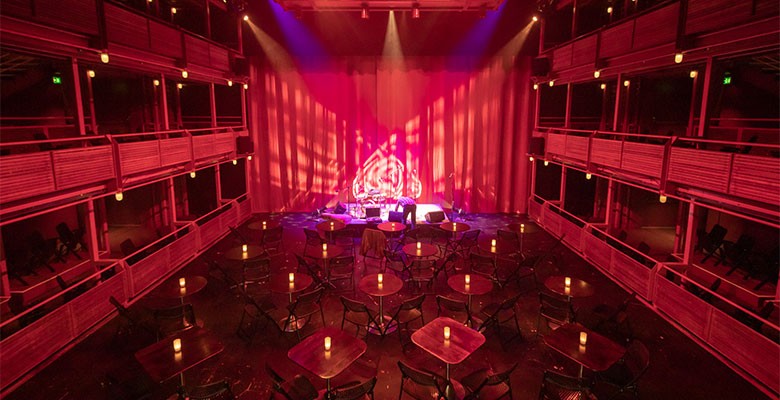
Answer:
[6,212,771,400]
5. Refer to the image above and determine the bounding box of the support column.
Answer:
[612,73,623,132]
[160,75,170,130]
[210,83,217,128]
[559,166,567,208]
[682,202,698,265]
[215,164,223,204]
[697,57,714,138]
[604,179,614,227]
[166,178,178,224]
[71,59,87,135]
[686,69,700,136]
[564,83,573,128]
[152,79,161,132]
[86,200,99,261]
[86,70,98,134]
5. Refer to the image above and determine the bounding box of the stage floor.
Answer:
[341,203,448,224]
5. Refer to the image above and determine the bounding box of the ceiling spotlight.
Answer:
[600,83,607,90]
[689,70,698,78]
[548,80,554,87]
[594,70,601,78]
[361,4,369,19]
[532,15,538,22]
[153,79,160,86]
[227,79,233,87]
[87,70,95,78]
[243,14,249,22]
[623,80,630,87]
[412,3,420,19]
[181,70,188,79]
[674,52,684,63]
[100,52,110,63]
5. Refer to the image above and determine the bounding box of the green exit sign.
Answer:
[722,73,732,85]
[52,75,62,84]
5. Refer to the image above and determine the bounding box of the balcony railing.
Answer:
[528,196,779,397]
[0,196,252,394]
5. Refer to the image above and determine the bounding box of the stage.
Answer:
[326,203,449,225]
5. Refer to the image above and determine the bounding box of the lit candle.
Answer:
[173,338,182,353]
[322,243,328,251]
[564,276,571,287]
[416,242,421,250]
[324,336,332,351]
[465,274,471,284]
[491,239,496,247]
[580,331,588,346]
[242,244,248,252]
[289,273,295,283]
[444,326,451,340]
[179,277,186,288]
[377,273,383,284]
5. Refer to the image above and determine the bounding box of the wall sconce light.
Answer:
[177,83,183,89]
[659,195,668,203]
[153,79,160,86]
[190,171,196,178]
[548,80,554,87]
[247,155,253,161]
[529,156,534,162]
[689,70,698,78]
[232,159,238,165]
[674,52,684,64]
[600,83,607,90]
[227,79,233,87]
[171,7,177,14]
[243,83,249,90]
[533,83,538,90]
[100,52,110,64]
[115,191,124,201]
[181,70,188,79]
[593,70,601,78]
[586,173,592,180]
[607,6,613,14]
[623,80,630,87]
[544,161,549,166]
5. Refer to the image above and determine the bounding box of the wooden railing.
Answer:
[0,196,252,394]
[538,128,780,211]
[0,126,245,211]
[529,197,779,396]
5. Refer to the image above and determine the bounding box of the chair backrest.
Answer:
[292,287,324,313]
[178,379,235,400]
[468,363,518,397]
[400,294,426,311]
[470,252,495,269]
[361,229,387,258]
[56,222,75,242]
[637,241,651,255]
[109,296,132,320]
[262,226,284,247]
[623,340,650,382]
[331,255,355,268]
[330,377,377,400]
[243,257,270,283]
[703,224,727,250]
[460,229,481,245]
[539,291,572,326]
[539,370,590,400]
[304,228,323,245]
[496,229,519,245]
[229,226,248,243]
[398,360,439,387]
[436,295,470,324]
[341,296,371,314]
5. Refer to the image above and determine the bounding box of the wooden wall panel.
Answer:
[127,250,168,297]
[560,219,582,251]
[0,153,55,204]
[1,0,33,18]
[529,200,542,222]
[709,309,780,395]
[729,155,780,206]
[0,310,72,389]
[611,251,652,298]
[542,206,563,237]
[546,134,566,156]
[192,135,216,159]
[621,142,664,179]
[552,45,572,71]
[654,277,710,338]
[209,45,230,71]
[149,21,183,58]
[185,35,210,67]
[571,35,597,67]
[53,146,114,190]
[36,0,99,35]
[68,273,124,334]
[668,148,731,193]
[632,3,678,50]
[105,4,150,50]
[198,217,222,249]
[590,138,622,168]
[686,0,753,35]
[599,22,633,58]
[119,141,161,176]
[214,133,236,155]
[168,231,197,268]
[160,137,191,166]
[565,136,589,162]
[237,198,251,220]
[220,205,237,229]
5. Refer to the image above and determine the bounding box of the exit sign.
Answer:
[723,73,732,85]
[52,75,62,84]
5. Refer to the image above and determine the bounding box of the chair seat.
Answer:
[281,375,319,400]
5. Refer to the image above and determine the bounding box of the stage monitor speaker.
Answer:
[237,136,253,154]
[388,211,404,223]
[529,137,545,155]
[425,211,446,223]
[532,57,550,77]
[365,207,381,219]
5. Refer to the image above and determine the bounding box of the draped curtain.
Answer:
[250,56,533,214]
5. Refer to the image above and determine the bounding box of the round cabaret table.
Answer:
[478,238,518,257]
[248,219,281,231]
[359,273,404,334]
[440,221,470,240]
[544,275,595,299]
[269,272,313,331]
[316,220,346,242]
[402,242,439,259]
[447,273,493,311]
[157,275,208,305]
[225,244,266,261]
[378,221,405,233]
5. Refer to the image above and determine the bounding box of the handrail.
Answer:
[0,135,110,148]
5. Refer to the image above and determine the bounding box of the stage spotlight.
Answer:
[361,4,369,19]
[243,14,249,22]
[412,3,420,18]
[674,52,684,63]
[532,15,538,22]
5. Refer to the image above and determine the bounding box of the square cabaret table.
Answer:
[288,327,367,393]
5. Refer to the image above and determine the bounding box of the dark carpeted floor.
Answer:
[5,212,770,400]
